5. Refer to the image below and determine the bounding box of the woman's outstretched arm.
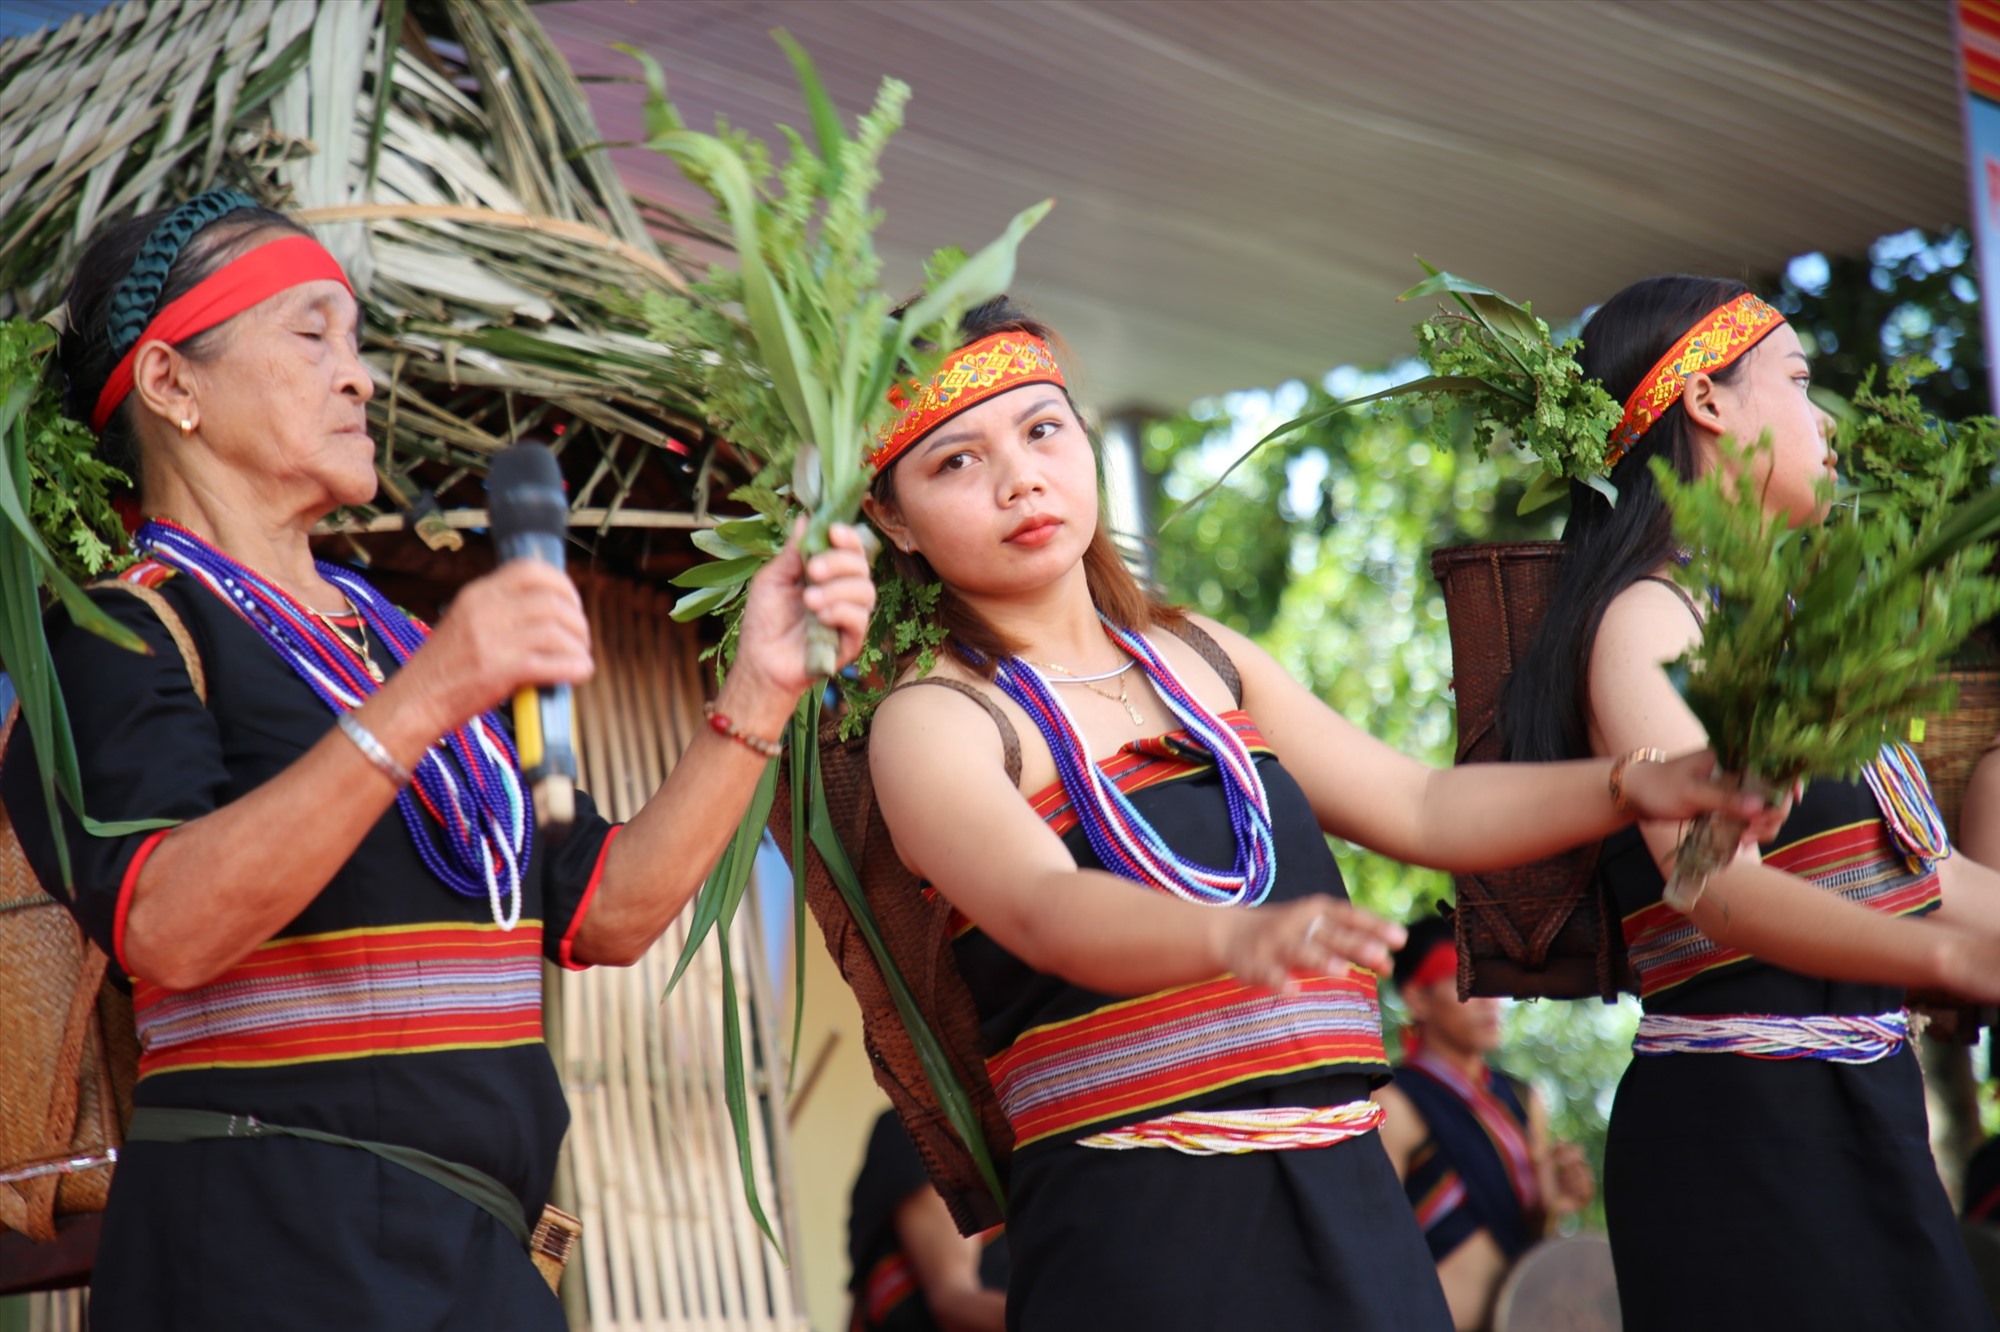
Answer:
[1190,613,1778,875]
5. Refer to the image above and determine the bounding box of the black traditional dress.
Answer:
[1394,1055,1541,1263]
[847,1109,1010,1332]
[2,561,620,1331]
[942,707,1452,1332]
[1600,774,1991,1331]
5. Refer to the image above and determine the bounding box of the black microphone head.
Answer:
[488,442,568,541]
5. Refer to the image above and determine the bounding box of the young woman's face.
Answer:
[866,384,1100,599]
[1703,324,1836,526]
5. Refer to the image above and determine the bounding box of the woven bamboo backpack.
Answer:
[1430,542,1631,1000]
[770,723,1013,1236]
[0,581,199,1244]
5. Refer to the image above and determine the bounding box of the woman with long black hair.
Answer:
[1501,275,2000,1330]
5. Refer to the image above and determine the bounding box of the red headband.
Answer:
[1404,937,1457,991]
[1603,293,1785,472]
[871,331,1066,472]
[91,235,354,433]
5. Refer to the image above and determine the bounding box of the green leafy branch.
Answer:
[0,318,176,890]
[620,33,1045,1250]
[625,33,1047,677]
[1165,263,1618,524]
[1655,434,2000,903]
[1841,358,2000,536]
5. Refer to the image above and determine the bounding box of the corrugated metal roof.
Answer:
[540,0,1965,409]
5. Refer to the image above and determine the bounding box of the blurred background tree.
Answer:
[1137,227,1987,1230]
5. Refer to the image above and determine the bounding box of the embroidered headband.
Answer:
[1604,292,1785,471]
[92,234,354,433]
[871,331,1066,472]
[1403,937,1457,991]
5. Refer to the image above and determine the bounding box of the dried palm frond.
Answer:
[0,0,722,541]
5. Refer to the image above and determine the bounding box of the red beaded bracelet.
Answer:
[702,700,783,759]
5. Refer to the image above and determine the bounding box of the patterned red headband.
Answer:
[92,235,354,433]
[1604,293,1785,471]
[871,331,1066,471]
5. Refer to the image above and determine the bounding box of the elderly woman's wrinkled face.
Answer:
[182,277,376,514]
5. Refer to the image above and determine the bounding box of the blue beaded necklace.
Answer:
[984,619,1277,906]
[136,520,529,928]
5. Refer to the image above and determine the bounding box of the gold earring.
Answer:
[178,418,194,437]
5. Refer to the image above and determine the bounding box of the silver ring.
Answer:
[1304,917,1323,947]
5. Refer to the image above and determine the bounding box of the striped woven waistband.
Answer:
[1632,1010,1909,1064]
[987,969,1385,1149]
[135,922,547,1077]
[1077,1099,1386,1154]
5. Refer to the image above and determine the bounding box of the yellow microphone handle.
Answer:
[513,685,545,770]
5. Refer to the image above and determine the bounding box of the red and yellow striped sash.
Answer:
[1623,820,1940,998]
[986,969,1385,1148]
[134,921,546,1077]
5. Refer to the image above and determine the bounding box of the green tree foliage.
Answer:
[1775,227,1986,419]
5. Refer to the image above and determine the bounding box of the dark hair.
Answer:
[56,201,308,480]
[870,295,1185,677]
[1391,912,1456,991]
[1499,276,1754,763]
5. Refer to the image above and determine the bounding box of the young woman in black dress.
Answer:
[1502,275,2000,1331]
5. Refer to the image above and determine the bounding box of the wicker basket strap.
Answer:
[893,678,1023,786]
[87,578,206,704]
[1165,619,1242,706]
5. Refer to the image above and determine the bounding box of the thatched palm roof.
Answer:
[0,0,735,560]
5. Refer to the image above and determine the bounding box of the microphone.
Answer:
[487,441,578,836]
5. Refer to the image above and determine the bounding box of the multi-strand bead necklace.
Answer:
[136,519,530,929]
[985,619,1278,907]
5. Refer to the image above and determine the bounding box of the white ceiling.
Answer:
[540,0,1966,411]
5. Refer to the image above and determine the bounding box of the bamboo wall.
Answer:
[556,573,808,1332]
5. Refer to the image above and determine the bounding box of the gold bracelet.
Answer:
[1607,747,1667,817]
[702,700,783,759]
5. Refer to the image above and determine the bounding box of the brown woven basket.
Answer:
[769,726,1012,1237]
[0,711,138,1245]
[1431,542,1628,1000]
[1912,666,2000,838]
[1904,666,2000,1039]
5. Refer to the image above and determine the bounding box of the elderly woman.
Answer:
[1,189,875,1329]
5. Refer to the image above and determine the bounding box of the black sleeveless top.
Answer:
[942,712,1390,1153]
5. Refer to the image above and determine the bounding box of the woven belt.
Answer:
[1076,1099,1386,1155]
[1632,1010,1909,1064]
[126,1106,530,1245]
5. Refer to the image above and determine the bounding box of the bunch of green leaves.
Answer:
[0,320,127,583]
[837,569,949,741]
[1404,267,1622,512]
[1657,438,2000,786]
[0,319,174,889]
[620,33,1046,1246]
[624,34,1047,678]
[1840,358,2000,534]
[1167,264,1619,523]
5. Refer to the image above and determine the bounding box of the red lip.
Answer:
[1005,515,1062,546]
